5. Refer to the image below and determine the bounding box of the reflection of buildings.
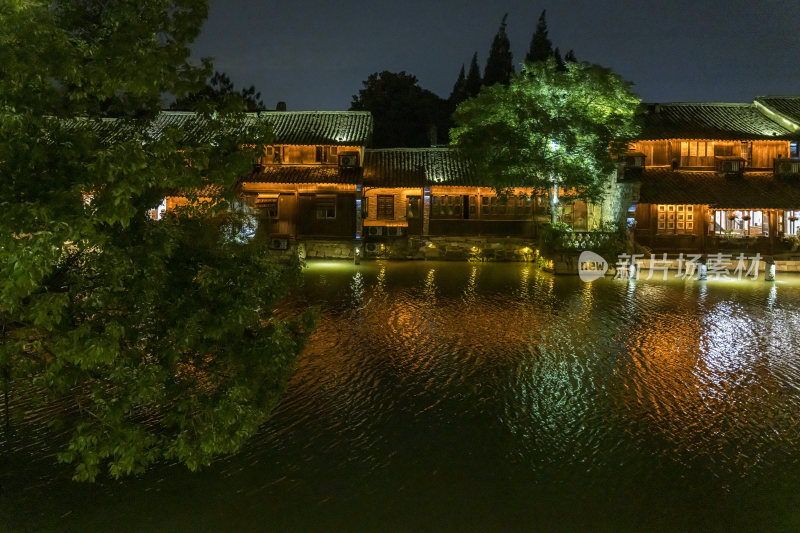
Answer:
[160,96,800,257]
[631,98,800,254]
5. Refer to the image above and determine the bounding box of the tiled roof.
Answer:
[363,148,478,187]
[755,96,800,128]
[243,165,361,185]
[256,111,373,146]
[638,168,800,208]
[73,111,373,146]
[640,103,794,141]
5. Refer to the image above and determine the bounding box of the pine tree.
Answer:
[449,64,467,106]
[525,9,553,64]
[483,14,514,86]
[465,52,483,97]
[565,49,577,63]
[554,47,566,72]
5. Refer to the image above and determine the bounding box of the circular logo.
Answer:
[578,251,608,282]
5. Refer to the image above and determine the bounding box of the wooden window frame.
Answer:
[315,194,336,219]
[657,204,694,234]
[376,194,394,220]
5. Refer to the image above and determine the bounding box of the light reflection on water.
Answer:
[3,261,800,532]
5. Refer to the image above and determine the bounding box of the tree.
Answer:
[525,10,553,65]
[553,47,566,72]
[350,71,448,147]
[449,64,468,107]
[451,59,641,223]
[0,0,312,482]
[483,14,514,86]
[565,49,578,63]
[171,71,267,112]
[465,52,483,98]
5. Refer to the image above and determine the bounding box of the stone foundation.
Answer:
[289,237,540,262]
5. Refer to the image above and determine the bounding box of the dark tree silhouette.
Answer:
[350,71,448,147]
[465,52,483,98]
[553,47,566,72]
[565,49,578,63]
[171,71,266,112]
[525,9,553,64]
[483,14,514,86]
[449,64,468,106]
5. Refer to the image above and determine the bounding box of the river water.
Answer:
[2,261,800,532]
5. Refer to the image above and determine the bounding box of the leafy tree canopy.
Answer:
[0,0,311,482]
[451,59,641,205]
[171,71,267,112]
[350,71,448,147]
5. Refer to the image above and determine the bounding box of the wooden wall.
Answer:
[634,203,709,252]
[261,145,361,166]
[633,140,790,169]
[751,141,790,168]
[296,193,356,238]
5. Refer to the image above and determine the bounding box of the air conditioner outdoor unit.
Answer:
[365,242,380,253]
[368,226,383,236]
[270,238,289,250]
[386,227,404,237]
[338,153,359,168]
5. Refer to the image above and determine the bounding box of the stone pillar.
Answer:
[769,209,778,254]
[355,185,363,240]
[422,186,431,237]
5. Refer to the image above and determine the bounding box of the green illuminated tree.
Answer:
[451,59,641,223]
[0,0,312,482]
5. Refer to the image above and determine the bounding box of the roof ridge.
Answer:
[756,95,800,100]
[645,102,754,107]
[366,147,453,152]
[258,110,372,115]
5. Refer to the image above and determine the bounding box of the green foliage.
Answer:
[483,14,514,87]
[0,0,311,481]
[541,221,626,259]
[350,71,449,147]
[171,71,267,112]
[451,59,641,203]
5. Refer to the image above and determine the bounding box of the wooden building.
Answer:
[631,99,800,254]
[159,95,800,259]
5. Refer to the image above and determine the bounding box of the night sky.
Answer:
[190,0,800,111]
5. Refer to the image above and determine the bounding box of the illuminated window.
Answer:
[265,146,282,163]
[315,194,336,219]
[377,195,394,220]
[255,194,279,219]
[407,196,420,219]
[679,142,714,166]
[714,210,769,236]
[657,204,694,234]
